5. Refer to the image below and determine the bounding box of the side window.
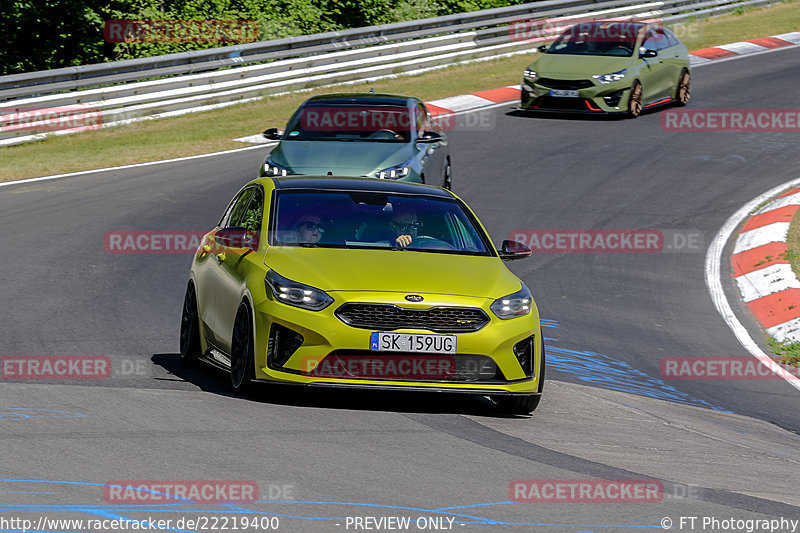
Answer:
[665,29,680,48]
[644,29,669,51]
[225,188,254,229]
[240,187,264,233]
[416,103,428,135]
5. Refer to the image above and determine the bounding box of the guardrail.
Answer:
[0,0,782,146]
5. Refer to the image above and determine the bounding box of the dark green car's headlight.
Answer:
[262,158,290,177]
[593,69,627,84]
[265,270,333,311]
[523,69,538,82]
[491,284,532,319]
[377,159,412,180]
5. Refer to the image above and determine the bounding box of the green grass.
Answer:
[1,0,799,181]
[768,337,800,367]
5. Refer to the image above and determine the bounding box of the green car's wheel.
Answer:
[676,69,690,106]
[628,81,643,118]
[230,303,255,394]
[443,158,452,190]
[179,282,201,364]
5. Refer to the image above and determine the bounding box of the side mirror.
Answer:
[262,127,281,140]
[640,48,657,58]
[498,240,532,261]
[537,44,548,53]
[215,227,259,252]
[417,131,443,144]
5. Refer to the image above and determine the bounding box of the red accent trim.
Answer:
[741,205,799,233]
[584,99,601,111]
[746,289,800,329]
[691,48,737,59]
[473,87,522,103]
[731,242,789,277]
[748,37,794,49]
[644,97,672,108]
[777,187,800,199]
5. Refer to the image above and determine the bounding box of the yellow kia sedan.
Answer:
[180,176,545,414]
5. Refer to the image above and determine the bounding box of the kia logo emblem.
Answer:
[405,295,424,302]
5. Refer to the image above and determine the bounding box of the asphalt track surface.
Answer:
[1,47,800,532]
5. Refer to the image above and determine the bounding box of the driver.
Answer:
[388,204,422,247]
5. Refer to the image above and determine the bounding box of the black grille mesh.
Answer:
[335,303,489,333]
[537,78,594,90]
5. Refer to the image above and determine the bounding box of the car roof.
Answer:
[264,176,453,197]
[302,93,418,107]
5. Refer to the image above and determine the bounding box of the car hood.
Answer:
[263,247,522,298]
[271,141,414,176]
[533,54,632,78]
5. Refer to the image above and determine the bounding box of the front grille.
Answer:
[335,303,489,333]
[306,351,502,382]
[537,78,594,90]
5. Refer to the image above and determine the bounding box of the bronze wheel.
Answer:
[676,70,690,105]
[628,82,642,118]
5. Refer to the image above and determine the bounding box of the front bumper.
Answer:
[521,78,631,114]
[251,291,543,395]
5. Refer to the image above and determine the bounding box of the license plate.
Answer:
[549,89,579,97]
[370,332,457,354]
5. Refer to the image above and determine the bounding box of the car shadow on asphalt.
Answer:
[506,106,670,121]
[152,353,532,419]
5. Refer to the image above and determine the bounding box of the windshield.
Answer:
[282,103,420,143]
[547,22,643,56]
[271,190,492,255]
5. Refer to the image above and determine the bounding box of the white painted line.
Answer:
[772,32,800,44]
[233,134,273,144]
[427,94,494,113]
[767,318,800,344]
[733,222,790,254]
[735,263,800,303]
[706,177,800,392]
[715,41,769,55]
[756,192,800,214]
[0,143,275,189]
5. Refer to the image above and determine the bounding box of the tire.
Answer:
[230,302,255,394]
[442,159,452,190]
[675,69,690,106]
[179,283,201,364]
[492,337,546,415]
[628,81,642,118]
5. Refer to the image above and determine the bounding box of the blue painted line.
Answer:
[0,491,53,494]
[433,501,516,511]
[0,408,86,421]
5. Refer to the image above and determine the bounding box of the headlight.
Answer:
[377,159,412,180]
[262,158,290,177]
[523,69,537,81]
[490,284,532,319]
[265,270,333,311]
[593,69,627,84]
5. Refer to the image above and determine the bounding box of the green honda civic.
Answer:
[521,21,690,117]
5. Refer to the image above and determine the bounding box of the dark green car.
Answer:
[261,93,452,189]
[521,21,690,117]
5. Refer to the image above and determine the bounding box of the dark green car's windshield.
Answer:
[271,190,492,255]
[282,104,421,143]
[547,22,643,56]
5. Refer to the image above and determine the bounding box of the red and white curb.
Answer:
[689,31,800,64]
[732,187,800,343]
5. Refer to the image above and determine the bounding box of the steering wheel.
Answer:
[368,129,403,140]
[409,236,456,250]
